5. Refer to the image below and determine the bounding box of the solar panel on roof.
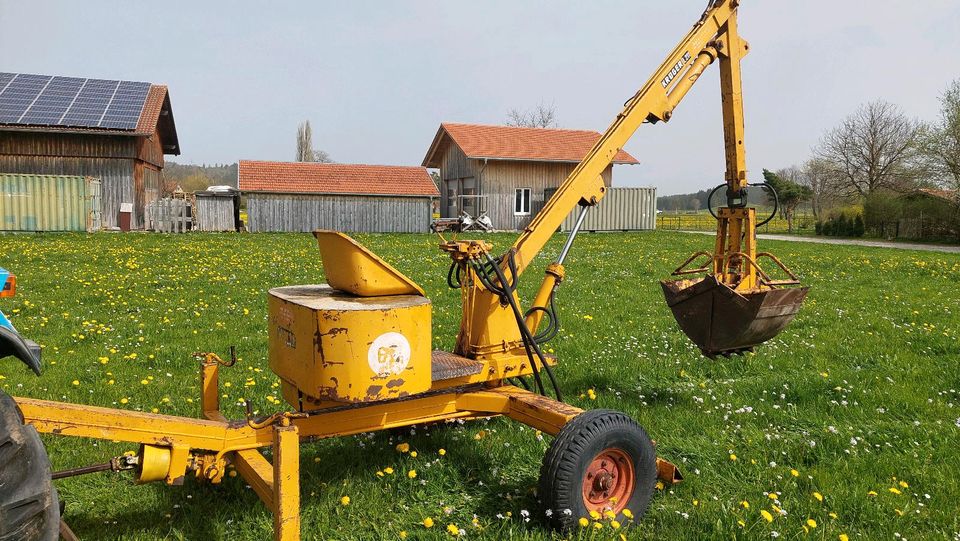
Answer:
[0,72,151,131]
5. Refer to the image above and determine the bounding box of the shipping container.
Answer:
[545,186,657,232]
[0,174,101,232]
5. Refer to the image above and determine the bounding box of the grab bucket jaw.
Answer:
[661,276,808,357]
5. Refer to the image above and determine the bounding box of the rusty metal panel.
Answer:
[554,186,657,232]
[0,174,101,232]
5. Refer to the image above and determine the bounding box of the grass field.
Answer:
[2,230,959,540]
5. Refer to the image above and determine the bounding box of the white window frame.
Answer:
[514,187,532,216]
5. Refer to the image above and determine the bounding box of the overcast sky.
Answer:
[2,1,958,195]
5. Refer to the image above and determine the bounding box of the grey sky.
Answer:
[2,1,958,195]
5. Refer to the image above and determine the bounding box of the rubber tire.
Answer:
[538,409,656,530]
[0,391,59,541]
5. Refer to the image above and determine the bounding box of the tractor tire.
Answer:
[0,390,59,541]
[538,409,656,530]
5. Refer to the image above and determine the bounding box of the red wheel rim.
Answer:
[581,448,635,515]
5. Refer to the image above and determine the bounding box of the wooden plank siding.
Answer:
[0,129,168,229]
[247,193,432,233]
[435,141,614,230]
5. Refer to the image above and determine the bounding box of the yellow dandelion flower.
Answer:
[791,469,799,477]
[729,453,737,461]
[384,467,394,475]
[593,522,603,530]
[589,510,601,520]
[740,500,750,509]
[737,519,745,527]
[446,523,459,535]
[396,443,410,453]
[655,481,665,491]
[898,480,908,488]
[407,469,417,479]
[72,380,80,386]
[604,510,616,519]
[578,517,590,528]
[889,487,901,495]
[760,510,773,522]
[867,490,877,497]
[422,517,434,528]
[813,492,824,502]
[410,451,418,458]
[399,531,407,539]
[439,448,446,456]
[120,398,129,404]
[768,493,779,500]
[340,496,350,506]
[807,519,817,528]
[622,509,633,519]
[474,430,486,440]
[839,535,849,541]
[829,512,838,519]
[611,520,621,529]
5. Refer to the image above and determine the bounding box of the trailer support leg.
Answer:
[273,424,300,541]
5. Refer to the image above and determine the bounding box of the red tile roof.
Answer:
[238,161,439,197]
[422,123,639,167]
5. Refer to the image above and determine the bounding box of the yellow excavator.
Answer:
[0,1,807,539]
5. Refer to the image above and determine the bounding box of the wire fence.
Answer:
[656,210,817,235]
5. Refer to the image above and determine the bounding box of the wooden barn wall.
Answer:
[247,193,432,233]
[478,161,614,231]
[438,142,478,219]
[0,132,137,159]
[194,196,236,232]
[0,131,167,229]
[136,130,165,168]
[0,155,133,229]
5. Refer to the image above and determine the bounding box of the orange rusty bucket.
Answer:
[661,276,809,357]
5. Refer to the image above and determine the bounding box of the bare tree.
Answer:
[296,120,313,162]
[797,158,833,220]
[814,100,920,197]
[506,102,558,128]
[296,121,334,163]
[917,79,960,194]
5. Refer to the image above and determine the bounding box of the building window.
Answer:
[514,188,531,216]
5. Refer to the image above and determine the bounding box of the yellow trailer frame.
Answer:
[15,353,680,540]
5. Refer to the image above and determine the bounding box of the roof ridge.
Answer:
[440,121,602,135]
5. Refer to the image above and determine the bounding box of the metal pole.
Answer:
[557,205,590,265]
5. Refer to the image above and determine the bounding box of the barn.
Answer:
[422,123,641,231]
[239,161,439,233]
[0,72,180,230]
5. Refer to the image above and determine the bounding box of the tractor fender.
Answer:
[0,326,41,376]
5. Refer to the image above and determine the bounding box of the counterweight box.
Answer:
[268,284,432,405]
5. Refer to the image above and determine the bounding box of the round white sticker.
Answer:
[368,332,412,377]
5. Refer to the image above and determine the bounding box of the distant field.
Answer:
[2,231,959,540]
[657,210,817,235]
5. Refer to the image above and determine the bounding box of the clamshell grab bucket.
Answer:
[661,276,809,357]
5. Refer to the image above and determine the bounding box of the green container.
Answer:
[0,174,101,232]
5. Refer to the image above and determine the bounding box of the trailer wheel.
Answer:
[0,391,59,541]
[538,409,656,530]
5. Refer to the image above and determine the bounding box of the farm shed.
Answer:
[238,161,439,233]
[422,123,639,231]
[545,186,657,232]
[0,72,180,230]
[0,173,101,232]
[194,187,240,232]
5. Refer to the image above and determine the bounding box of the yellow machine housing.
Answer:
[269,284,432,405]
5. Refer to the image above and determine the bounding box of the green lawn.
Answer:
[2,231,959,540]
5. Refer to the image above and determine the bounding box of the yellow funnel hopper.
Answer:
[313,230,425,297]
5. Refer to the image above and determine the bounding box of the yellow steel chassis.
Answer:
[14,354,679,540]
